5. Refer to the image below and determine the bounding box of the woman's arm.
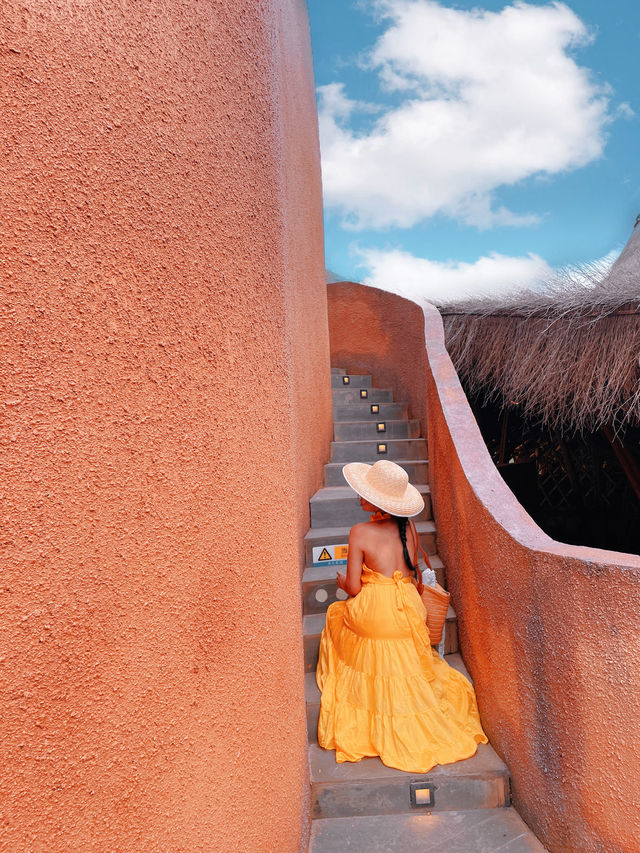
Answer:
[408,520,424,595]
[336,525,364,597]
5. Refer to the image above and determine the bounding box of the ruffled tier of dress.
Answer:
[316,565,488,773]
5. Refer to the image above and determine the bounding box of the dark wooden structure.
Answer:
[439,224,640,554]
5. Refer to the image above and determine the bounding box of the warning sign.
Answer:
[312,544,348,567]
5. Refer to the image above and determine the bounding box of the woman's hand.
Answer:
[336,572,347,591]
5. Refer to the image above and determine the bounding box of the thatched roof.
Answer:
[439,226,640,434]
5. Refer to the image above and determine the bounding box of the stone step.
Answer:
[303,603,457,673]
[309,741,510,819]
[309,808,546,851]
[331,367,347,375]
[302,553,446,615]
[334,419,421,441]
[331,373,372,389]
[309,484,431,528]
[333,402,409,422]
[331,438,428,463]
[332,387,394,404]
[324,459,429,487]
[304,520,436,567]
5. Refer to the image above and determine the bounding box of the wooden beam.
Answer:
[602,425,640,502]
[497,408,510,466]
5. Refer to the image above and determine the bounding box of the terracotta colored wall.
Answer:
[327,282,428,439]
[280,11,332,558]
[328,282,640,850]
[422,302,640,853]
[0,1,331,851]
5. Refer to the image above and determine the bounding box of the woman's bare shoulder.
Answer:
[349,522,370,542]
[350,520,396,544]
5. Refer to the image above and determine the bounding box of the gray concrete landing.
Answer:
[309,809,547,852]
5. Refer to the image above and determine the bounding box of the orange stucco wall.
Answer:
[422,303,640,853]
[328,282,640,851]
[1,1,331,851]
[327,282,428,439]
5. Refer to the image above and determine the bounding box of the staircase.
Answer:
[303,368,545,851]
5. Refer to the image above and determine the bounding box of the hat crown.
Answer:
[342,459,424,517]
[365,460,409,498]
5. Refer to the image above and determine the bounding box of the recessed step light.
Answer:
[410,781,435,808]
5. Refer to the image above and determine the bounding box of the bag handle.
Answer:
[409,517,431,570]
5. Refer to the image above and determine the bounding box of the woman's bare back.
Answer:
[350,518,417,577]
[337,500,420,598]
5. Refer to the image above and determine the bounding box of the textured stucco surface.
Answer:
[1,1,331,850]
[422,302,640,853]
[327,282,428,439]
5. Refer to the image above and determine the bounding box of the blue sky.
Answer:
[308,0,640,301]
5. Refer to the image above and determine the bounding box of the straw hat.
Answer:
[342,460,424,518]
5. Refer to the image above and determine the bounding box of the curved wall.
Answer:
[328,281,640,852]
[0,1,330,850]
[327,282,428,439]
[424,300,640,853]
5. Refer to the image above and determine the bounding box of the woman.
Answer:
[316,459,488,774]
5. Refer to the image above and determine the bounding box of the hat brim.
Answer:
[342,462,424,518]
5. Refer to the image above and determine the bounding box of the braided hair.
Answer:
[392,515,419,581]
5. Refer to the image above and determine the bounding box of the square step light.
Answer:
[360,389,368,399]
[377,442,387,454]
[376,422,386,433]
[370,404,379,414]
[410,781,435,808]
[342,375,350,385]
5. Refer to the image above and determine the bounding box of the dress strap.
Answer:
[409,517,431,570]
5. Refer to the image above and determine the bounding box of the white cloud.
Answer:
[615,102,635,120]
[359,247,555,302]
[318,82,358,120]
[359,245,623,304]
[319,1,612,230]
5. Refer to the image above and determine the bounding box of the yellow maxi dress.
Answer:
[316,564,488,773]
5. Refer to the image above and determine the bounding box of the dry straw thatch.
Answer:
[439,226,640,434]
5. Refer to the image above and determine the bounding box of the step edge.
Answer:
[310,484,431,502]
[303,551,443,575]
[332,402,409,411]
[333,418,421,426]
[310,769,510,787]
[330,438,428,446]
[305,520,436,540]
[325,458,429,466]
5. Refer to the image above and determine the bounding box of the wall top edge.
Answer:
[421,300,640,571]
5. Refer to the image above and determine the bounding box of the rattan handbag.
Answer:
[409,519,450,646]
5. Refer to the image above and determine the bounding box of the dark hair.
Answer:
[392,515,418,580]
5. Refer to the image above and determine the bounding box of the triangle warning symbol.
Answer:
[318,548,332,561]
